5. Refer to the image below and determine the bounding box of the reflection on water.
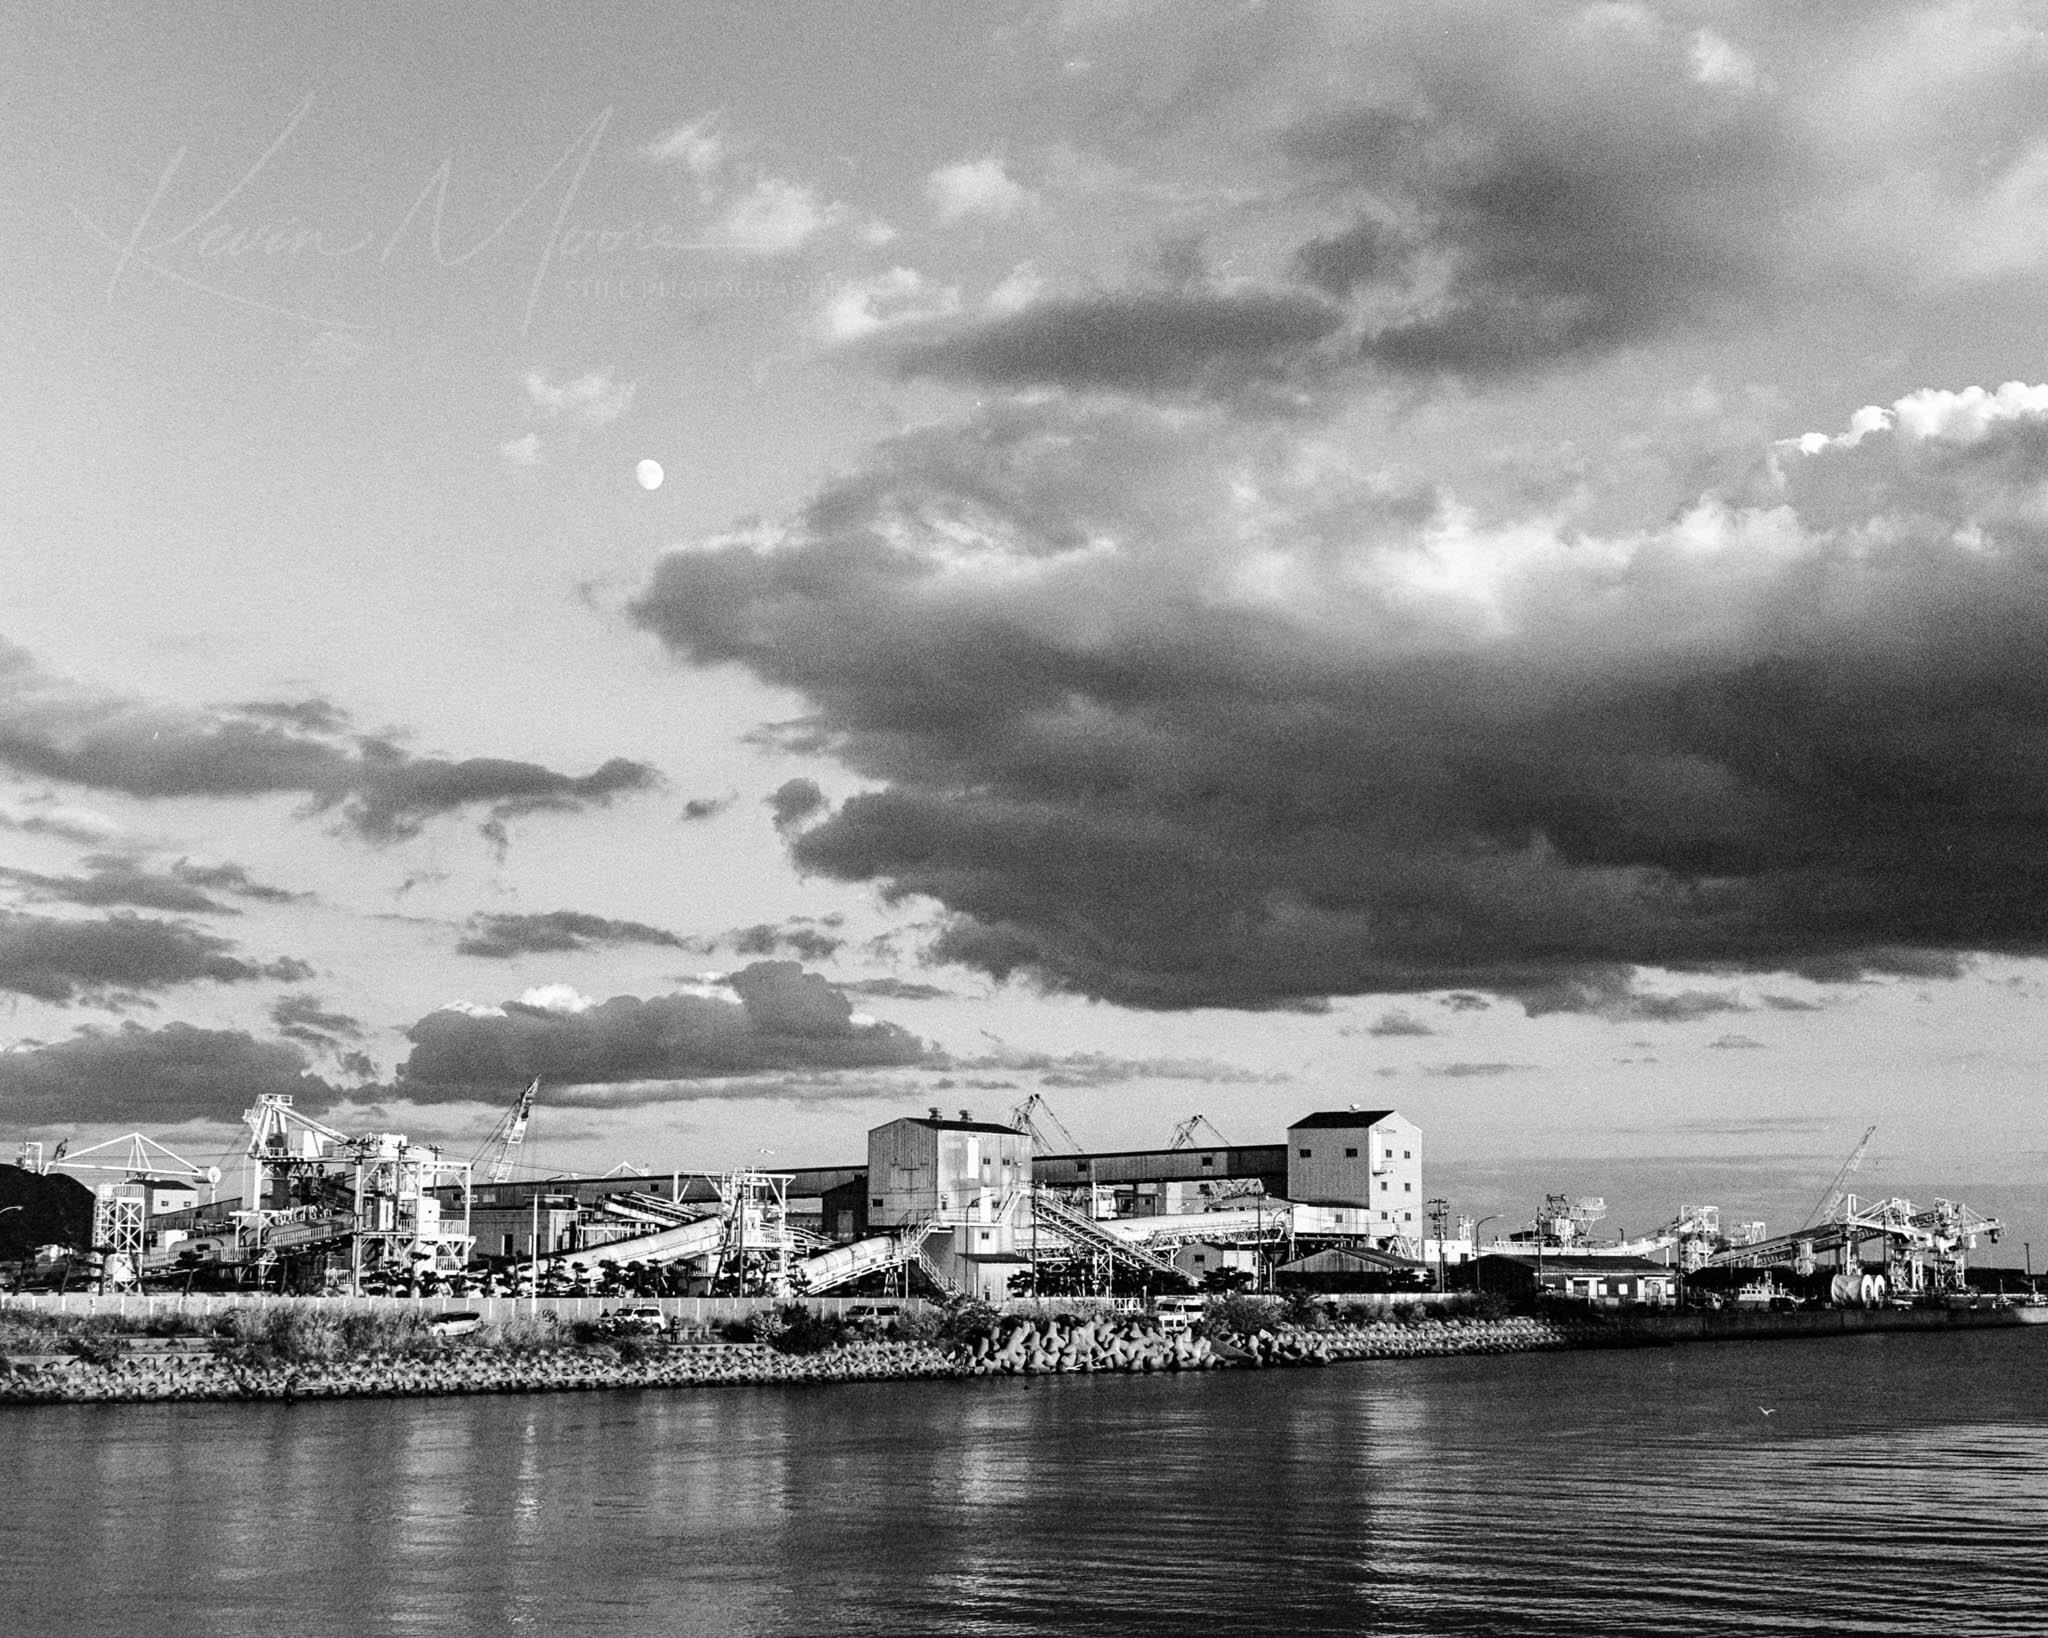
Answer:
[5,1330,2045,1637]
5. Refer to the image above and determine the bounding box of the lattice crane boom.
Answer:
[1804,1123,1877,1228]
[1008,1092,1084,1155]
[472,1078,540,1184]
[1168,1114,1232,1150]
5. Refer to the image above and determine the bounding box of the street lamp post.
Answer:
[1471,1214,1500,1294]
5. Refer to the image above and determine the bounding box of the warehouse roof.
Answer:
[1280,1246,1425,1274]
[1288,1110,1396,1130]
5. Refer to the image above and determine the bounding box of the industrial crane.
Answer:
[472,1078,541,1185]
[1803,1123,1877,1229]
[1168,1114,1232,1150]
[1008,1092,1084,1156]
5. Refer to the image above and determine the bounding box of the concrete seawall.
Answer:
[1632,1304,2047,1343]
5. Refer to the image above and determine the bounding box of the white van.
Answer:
[1153,1295,1208,1335]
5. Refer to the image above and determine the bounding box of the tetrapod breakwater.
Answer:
[0,1305,1657,1405]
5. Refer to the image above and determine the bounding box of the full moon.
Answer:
[635,459,664,491]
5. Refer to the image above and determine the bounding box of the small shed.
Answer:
[1277,1245,1428,1293]
[1171,1240,1260,1282]
[1475,1254,1677,1308]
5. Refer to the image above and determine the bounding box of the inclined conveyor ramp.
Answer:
[1032,1192,1185,1280]
[791,1218,950,1294]
[547,1210,724,1274]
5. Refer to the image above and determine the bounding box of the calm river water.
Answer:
[5,1330,2046,1636]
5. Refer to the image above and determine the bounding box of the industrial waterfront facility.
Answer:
[0,1091,2018,1314]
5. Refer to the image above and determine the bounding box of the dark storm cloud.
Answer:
[681,794,734,821]
[343,754,656,843]
[1516,971,1747,1023]
[270,993,365,1047]
[0,855,231,914]
[767,777,828,833]
[944,1048,1286,1088]
[0,645,658,841]
[1363,1009,1435,1038]
[394,961,934,1101]
[0,1021,334,1126]
[456,909,691,961]
[0,911,310,1004]
[633,373,2048,1010]
[885,290,1345,396]
[522,1070,939,1113]
[0,804,114,845]
[727,921,843,962]
[168,859,303,903]
[1423,1062,1532,1079]
[864,16,1821,401]
[842,977,955,1001]
[1280,56,1771,379]
[0,854,304,915]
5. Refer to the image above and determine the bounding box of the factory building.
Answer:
[865,1113,1032,1230]
[867,1113,1034,1301]
[1286,1111,1423,1239]
[401,1104,1430,1296]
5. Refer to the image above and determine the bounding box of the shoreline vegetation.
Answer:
[0,1293,1643,1405]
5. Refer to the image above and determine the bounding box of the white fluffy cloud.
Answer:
[824,267,961,342]
[521,369,636,429]
[925,156,1036,223]
[642,112,726,178]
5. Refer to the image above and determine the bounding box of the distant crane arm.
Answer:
[1804,1123,1877,1228]
[1168,1114,1232,1150]
[473,1078,540,1184]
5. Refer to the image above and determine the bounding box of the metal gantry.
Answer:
[1708,1191,2002,1295]
[239,1095,473,1292]
[44,1133,222,1283]
[708,1168,796,1296]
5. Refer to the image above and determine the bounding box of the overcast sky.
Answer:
[6,2,2047,1254]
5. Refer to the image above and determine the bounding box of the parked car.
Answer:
[426,1311,484,1338]
[596,1304,669,1337]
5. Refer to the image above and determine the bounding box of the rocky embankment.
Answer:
[0,1313,1646,1404]
[957,1312,1218,1373]
[0,1339,962,1403]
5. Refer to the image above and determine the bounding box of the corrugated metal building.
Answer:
[1030,1144,1288,1206]
[1286,1111,1423,1238]
[865,1114,1031,1232]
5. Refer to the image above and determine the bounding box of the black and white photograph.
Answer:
[3,4,2045,1633]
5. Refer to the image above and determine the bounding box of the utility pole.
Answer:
[1427,1197,1449,1292]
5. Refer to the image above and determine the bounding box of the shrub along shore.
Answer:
[0,1296,1652,1406]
